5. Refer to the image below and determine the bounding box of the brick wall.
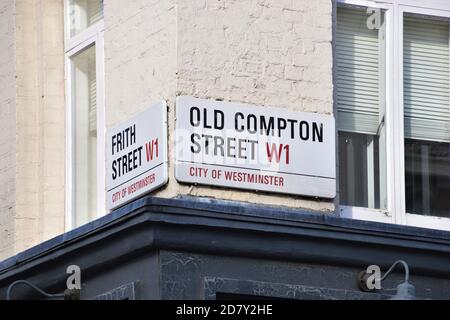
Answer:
[0,0,16,259]
[0,0,335,260]
[105,0,334,212]
[0,0,65,260]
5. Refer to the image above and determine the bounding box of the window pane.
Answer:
[336,7,384,134]
[72,45,97,227]
[403,15,450,142]
[339,132,382,208]
[69,0,103,37]
[405,140,450,217]
[336,7,387,210]
[404,14,450,217]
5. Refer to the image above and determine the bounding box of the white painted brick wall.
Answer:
[14,0,41,253]
[0,0,16,260]
[106,0,334,212]
[36,0,65,246]
[105,0,177,128]
[0,0,65,260]
[105,0,181,203]
[177,0,333,111]
[0,0,334,260]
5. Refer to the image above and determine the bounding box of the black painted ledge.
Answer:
[0,196,450,298]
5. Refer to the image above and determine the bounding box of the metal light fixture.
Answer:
[358,260,416,300]
[6,280,80,300]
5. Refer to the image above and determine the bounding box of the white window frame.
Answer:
[64,0,105,231]
[336,0,450,231]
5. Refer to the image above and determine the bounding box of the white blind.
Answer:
[88,77,97,135]
[70,0,103,37]
[88,0,103,26]
[336,7,382,135]
[404,15,450,142]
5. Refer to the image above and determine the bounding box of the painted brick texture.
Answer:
[0,0,334,260]
[105,0,334,212]
[0,0,16,260]
[0,0,65,260]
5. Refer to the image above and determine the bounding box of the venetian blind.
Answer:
[336,7,382,135]
[88,0,103,26]
[403,15,450,142]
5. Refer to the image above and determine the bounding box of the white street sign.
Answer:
[107,101,168,210]
[175,96,336,198]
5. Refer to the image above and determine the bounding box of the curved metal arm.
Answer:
[7,280,65,300]
[380,260,410,283]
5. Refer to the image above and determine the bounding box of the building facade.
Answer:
[0,0,450,300]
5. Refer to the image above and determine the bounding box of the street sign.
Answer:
[107,101,168,210]
[175,96,336,198]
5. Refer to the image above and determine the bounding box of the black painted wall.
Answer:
[0,197,449,300]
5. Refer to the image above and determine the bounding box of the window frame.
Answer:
[336,0,395,225]
[64,0,105,231]
[398,4,450,230]
[335,0,450,231]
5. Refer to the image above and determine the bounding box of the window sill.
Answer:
[340,205,450,231]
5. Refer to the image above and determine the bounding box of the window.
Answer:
[336,6,387,211]
[403,14,450,218]
[69,0,104,37]
[65,0,105,229]
[336,0,450,231]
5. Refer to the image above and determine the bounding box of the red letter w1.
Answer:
[146,138,159,161]
[266,143,283,163]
